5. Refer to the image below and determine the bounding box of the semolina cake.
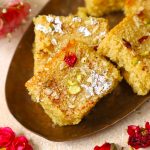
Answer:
[125,0,150,18]
[98,15,150,95]
[33,15,108,74]
[26,40,122,126]
[84,0,125,17]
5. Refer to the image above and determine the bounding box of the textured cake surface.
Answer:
[98,15,150,95]
[26,40,121,126]
[33,15,108,74]
[125,0,150,18]
[84,0,125,17]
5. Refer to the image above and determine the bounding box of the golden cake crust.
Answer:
[98,15,150,95]
[26,40,121,126]
[125,0,150,19]
[33,15,108,74]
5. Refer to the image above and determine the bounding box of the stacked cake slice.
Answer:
[25,0,150,126]
[26,40,121,126]
[98,15,150,95]
[33,15,108,74]
[25,15,122,126]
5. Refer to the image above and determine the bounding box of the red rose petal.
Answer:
[0,2,30,38]
[0,127,15,148]
[127,122,150,149]
[127,125,140,136]
[64,53,77,67]
[145,122,150,130]
[0,18,3,30]
[94,146,101,150]
[94,143,111,150]
[7,136,33,150]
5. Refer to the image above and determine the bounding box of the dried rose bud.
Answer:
[122,38,132,49]
[137,11,144,18]
[7,136,33,150]
[64,53,77,67]
[94,143,118,150]
[138,36,149,44]
[94,46,98,51]
[0,127,15,148]
[127,122,150,149]
[0,2,31,38]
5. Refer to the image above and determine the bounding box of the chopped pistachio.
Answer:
[132,58,139,66]
[68,80,77,86]
[77,74,82,82]
[68,85,81,95]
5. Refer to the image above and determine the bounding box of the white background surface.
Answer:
[0,0,150,149]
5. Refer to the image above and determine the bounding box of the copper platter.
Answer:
[5,0,150,142]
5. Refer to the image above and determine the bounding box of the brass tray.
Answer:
[5,0,150,142]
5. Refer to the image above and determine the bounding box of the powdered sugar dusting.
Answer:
[100,31,106,37]
[54,17,62,24]
[35,24,52,34]
[53,23,63,34]
[53,17,64,34]
[81,71,112,98]
[72,17,82,22]
[90,17,98,25]
[35,16,64,34]
[78,26,91,37]
[46,16,54,23]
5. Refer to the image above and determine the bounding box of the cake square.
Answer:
[33,15,108,74]
[98,15,150,95]
[84,0,125,17]
[26,40,121,126]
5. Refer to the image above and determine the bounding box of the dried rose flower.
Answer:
[94,142,118,150]
[138,36,149,44]
[0,127,33,150]
[122,38,132,49]
[64,53,77,67]
[128,122,150,149]
[7,136,33,150]
[0,127,15,148]
[0,1,30,38]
